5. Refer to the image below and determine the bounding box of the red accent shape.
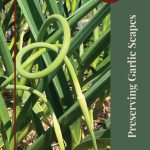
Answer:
[102,0,118,3]
[14,0,17,150]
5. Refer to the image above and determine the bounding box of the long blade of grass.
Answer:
[17,0,45,39]
[74,118,110,150]
[0,26,14,75]
[0,120,10,150]
[2,1,13,33]
[45,0,60,14]
[81,29,110,66]
[83,57,110,86]
[0,94,11,144]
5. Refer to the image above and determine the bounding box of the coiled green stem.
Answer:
[16,14,70,79]
[0,14,70,87]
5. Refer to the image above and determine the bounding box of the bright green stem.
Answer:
[5,85,65,150]
[0,26,14,75]
[93,8,99,41]
[64,57,98,150]
[18,23,29,97]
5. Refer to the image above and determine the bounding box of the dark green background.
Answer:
[111,0,150,149]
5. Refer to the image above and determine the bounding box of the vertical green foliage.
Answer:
[0,0,111,149]
[0,26,14,75]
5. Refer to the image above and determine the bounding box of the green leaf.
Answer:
[74,118,110,150]
[0,93,11,144]
[2,1,14,33]
[74,138,110,150]
[0,26,14,75]
[81,29,110,66]
[17,0,45,39]
[70,117,82,149]
[45,0,60,14]
[0,120,10,150]
[32,110,45,137]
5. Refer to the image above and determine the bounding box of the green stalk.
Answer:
[81,28,110,66]
[0,26,14,75]
[64,57,98,150]
[93,8,99,41]
[5,85,65,150]
[16,15,70,79]
[0,94,11,150]
[45,0,60,14]
[45,0,60,28]
[0,121,10,150]
[2,1,14,33]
